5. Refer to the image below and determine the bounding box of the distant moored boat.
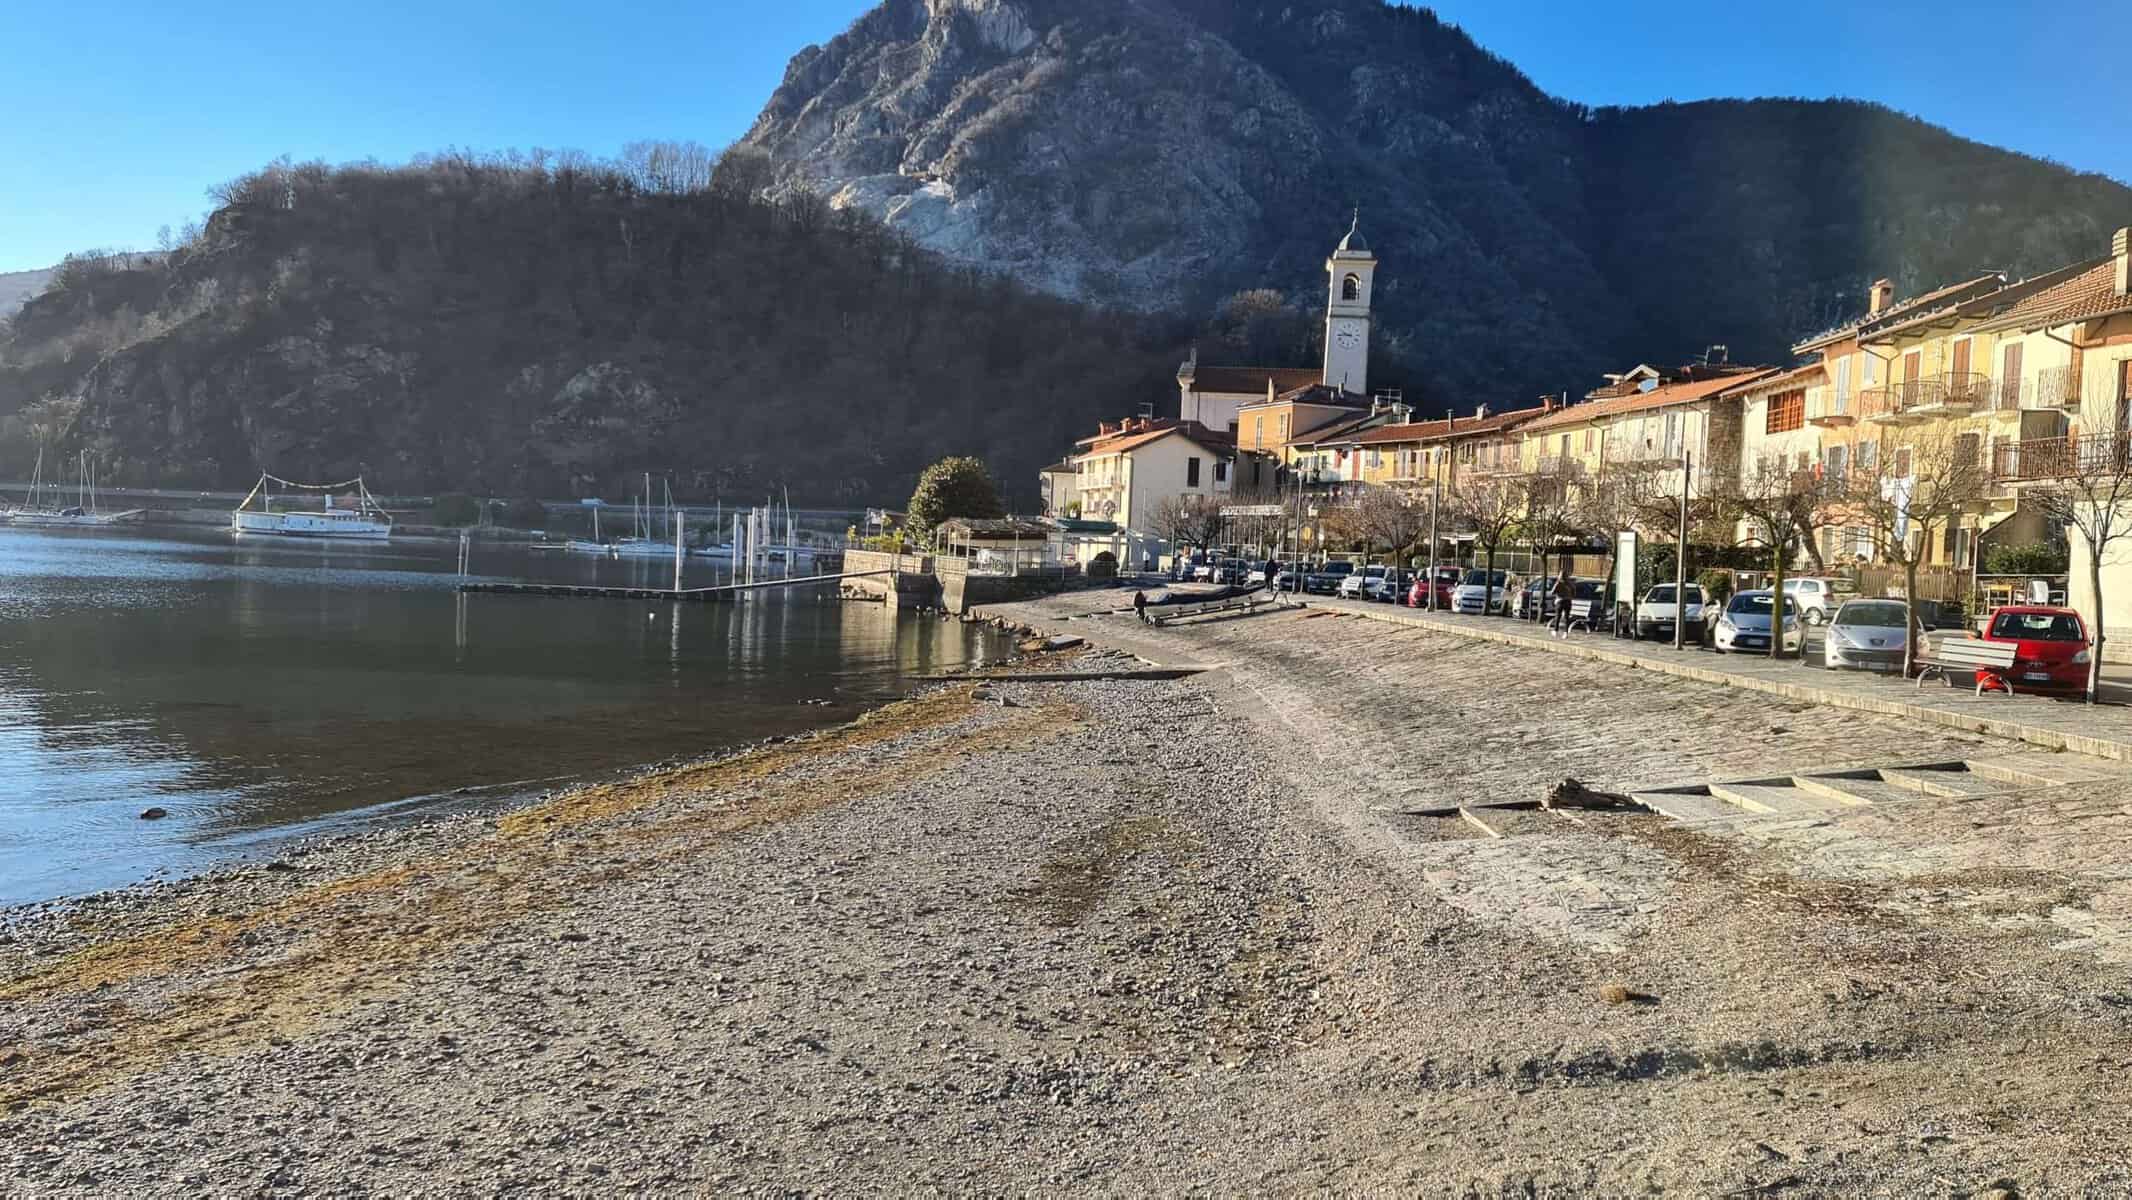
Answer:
[231,474,393,540]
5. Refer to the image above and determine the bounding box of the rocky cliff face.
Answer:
[0,268,53,317]
[746,0,2132,402]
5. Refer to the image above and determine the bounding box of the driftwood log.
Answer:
[1543,778,1634,811]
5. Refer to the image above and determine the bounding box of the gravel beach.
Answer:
[6,605,2132,1196]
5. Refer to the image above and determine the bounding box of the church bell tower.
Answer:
[1322,211,1376,395]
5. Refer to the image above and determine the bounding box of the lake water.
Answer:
[0,527,1004,906]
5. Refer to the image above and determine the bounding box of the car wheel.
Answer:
[1803,606,1825,626]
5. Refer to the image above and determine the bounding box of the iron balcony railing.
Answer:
[1939,371,1993,406]
[1992,432,2132,481]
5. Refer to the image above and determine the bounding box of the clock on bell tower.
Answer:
[1322,210,1377,396]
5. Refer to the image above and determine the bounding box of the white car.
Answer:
[1781,577,1856,625]
[1451,568,1509,614]
[1633,583,1707,643]
[1245,566,1269,586]
[1713,590,1803,654]
[1337,565,1387,599]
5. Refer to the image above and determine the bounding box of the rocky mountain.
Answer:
[746,0,2132,403]
[0,158,1179,504]
[0,268,54,317]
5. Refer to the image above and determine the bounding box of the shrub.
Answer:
[1984,542,2066,576]
[1696,568,1736,606]
[432,492,481,526]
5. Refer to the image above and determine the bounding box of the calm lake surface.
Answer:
[0,526,1005,906]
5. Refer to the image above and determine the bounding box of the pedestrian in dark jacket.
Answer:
[1133,590,1149,623]
[1551,568,1575,637]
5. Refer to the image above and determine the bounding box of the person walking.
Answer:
[1133,589,1149,624]
[1550,567,1575,638]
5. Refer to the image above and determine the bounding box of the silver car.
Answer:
[1823,598,1910,672]
[1713,589,1802,654]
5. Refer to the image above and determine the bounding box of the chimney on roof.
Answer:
[2115,226,2130,296]
[1869,278,1895,316]
[1475,402,1490,419]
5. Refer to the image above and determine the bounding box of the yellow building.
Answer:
[1966,228,2132,649]
[1790,263,2104,571]
[1512,363,1769,489]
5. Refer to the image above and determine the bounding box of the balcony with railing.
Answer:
[1992,431,2132,482]
[1807,389,1855,427]
[1859,373,1991,424]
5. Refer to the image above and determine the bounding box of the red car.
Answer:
[1978,605,2092,693]
[1406,566,1458,609]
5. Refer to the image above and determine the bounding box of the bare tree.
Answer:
[1152,494,1225,556]
[622,140,717,195]
[1828,426,1991,678]
[1350,485,1427,565]
[2027,429,2132,703]
[1450,475,1524,613]
[1713,454,1827,658]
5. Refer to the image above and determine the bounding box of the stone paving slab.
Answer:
[1314,597,2132,763]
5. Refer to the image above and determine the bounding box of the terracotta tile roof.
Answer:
[1184,366,1322,395]
[1075,420,1234,459]
[1519,368,1778,435]
[1289,411,1386,446]
[1334,404,1551,447]
[1791,274,2006,353]
[1038,459,1079,474]
[1240,382,1370,410]
[1976,260,2132,332]
[1717,362,1824,395]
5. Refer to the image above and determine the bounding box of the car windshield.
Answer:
[1727,593,1795,616]
[1991,611,2084,642]
[1572,580,1604,598]
[1324,562,1353,574]
[1836,601,1908,627]
[1462,570,1505,586]
[1645,585,1701,604]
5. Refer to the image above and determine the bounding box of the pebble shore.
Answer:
[4,616,2131,1195]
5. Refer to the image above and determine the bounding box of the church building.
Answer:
[1177,214,1384,461]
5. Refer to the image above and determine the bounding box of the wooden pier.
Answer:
[458,569,892,602]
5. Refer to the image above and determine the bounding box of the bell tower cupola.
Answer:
[1323,210,1376,395]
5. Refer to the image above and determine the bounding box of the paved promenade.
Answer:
[1306,596,2132,762]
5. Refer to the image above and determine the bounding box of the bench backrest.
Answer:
[1928,636,2018,669]
[1569,599,1597,620]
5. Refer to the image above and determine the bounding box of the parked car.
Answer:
[1451,568,1510,615]
[1780,576,1857,625]
[1214,561,1251,585]
[1713,589,1802,655]
[1822,598,1912,672]
[1305,561,1356,594]
[1406,566,1459,609]
[1633,583,1707,643]
[1365,569,1411,602]
[1976,605,2091,692]
[1271,567,1307,592]
[1337,564,1387,599]
[1245,563,1270,586]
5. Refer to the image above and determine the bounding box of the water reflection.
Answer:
[0,527,1002,905]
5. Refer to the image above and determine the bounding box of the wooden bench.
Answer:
[1912,635,2017,695]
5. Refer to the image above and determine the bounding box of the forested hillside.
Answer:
[0,153,1182,504]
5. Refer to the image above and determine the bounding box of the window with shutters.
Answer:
[1857,440,1879,473]
[1834,357,1853,410]
[2000,341,2024,409]
[1894,446,1912,478]
[1186,457,1201,488]
[1253,416,1264,446]
[1825,443,1848,480]
[1767,389,1806,433]
[1214,459,1228,484]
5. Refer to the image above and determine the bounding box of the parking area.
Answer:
[1294,592,2132,759]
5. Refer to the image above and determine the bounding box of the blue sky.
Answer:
[3,0,2126,273]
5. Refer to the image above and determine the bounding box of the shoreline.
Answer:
[7,607,2132,1192]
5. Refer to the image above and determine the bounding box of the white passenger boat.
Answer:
[231,474,393,540]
